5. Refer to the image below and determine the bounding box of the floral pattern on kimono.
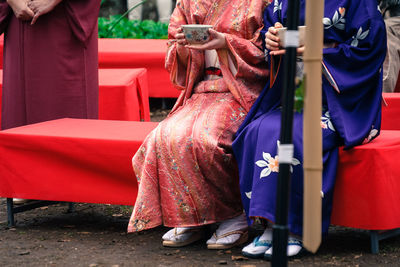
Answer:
[128,0,269,232]
[233,0,386,236]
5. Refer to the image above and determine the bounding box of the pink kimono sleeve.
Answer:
[165,1,190,90]
[64,0,101,45]
[0,1,11,34]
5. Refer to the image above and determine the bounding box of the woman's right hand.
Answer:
[175,27,189,65]
[175,27,188,46]
[265,22,285,55]
[7,0,34,21]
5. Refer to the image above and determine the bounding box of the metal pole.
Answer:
[271,0,301,266]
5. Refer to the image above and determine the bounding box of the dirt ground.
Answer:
[1,102,400,266]
[1,199,400,267]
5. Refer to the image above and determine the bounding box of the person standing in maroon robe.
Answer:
[0,0,100,130]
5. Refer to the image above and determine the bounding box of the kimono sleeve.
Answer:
[322,2,387,148]
[223,26,267,81]
[260,2,281,53]
[64,0,101,45]
[0,0,11,34]
[165,0,203,90]
[216,0,269,112]
[322,10,387,94]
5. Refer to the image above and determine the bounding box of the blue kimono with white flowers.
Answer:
[232,0,387,236]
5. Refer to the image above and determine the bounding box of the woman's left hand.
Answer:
[27,0,62,25]
[185,29,227,50]
[271,46,305,56]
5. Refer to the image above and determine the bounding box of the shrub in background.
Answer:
[98,16,168,38]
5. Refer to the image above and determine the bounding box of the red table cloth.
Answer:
[0,119,158,205]
[382,93,400,130]
[98,38,180,98]
[332,130,400,230]
[0,69,150,129]
[99,68,150,122]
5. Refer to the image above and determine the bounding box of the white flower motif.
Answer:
[323,7,346,30]
[321,111,336,132]
[362,127,378,144]
[255,141,301,179]
[273,0,282,14]
[245,191,252,199]
[351,27,370,47]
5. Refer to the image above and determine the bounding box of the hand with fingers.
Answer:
[174,27,190,66]
[185,29,226,51]
[6,0,34,21]
[265,22,304,56]
[27,0,62,25]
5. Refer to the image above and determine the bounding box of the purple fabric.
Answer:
[233,0,386,236]
[0,1,10,34]
[1,1,100,130]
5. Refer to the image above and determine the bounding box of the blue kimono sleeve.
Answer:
[322,2,387,148]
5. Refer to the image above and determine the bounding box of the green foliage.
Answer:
[294,77,304,113]
[98,16,169,39]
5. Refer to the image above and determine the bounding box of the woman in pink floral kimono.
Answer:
[128,0,269,249]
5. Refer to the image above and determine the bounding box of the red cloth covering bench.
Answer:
[382,92,400,130]
[1,118,400,252]
[0,68,150,128]
[98,38,180,98]
[332,130,400,230]
[99,68,150,122]
[0,118,158,205]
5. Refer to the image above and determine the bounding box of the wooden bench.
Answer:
[1,118,400,254]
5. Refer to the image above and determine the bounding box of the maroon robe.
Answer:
[0,0,100,130]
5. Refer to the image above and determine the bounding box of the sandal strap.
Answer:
[288,238,303,246]
[254,236,272,247]
[173,227,202,237]
[213,228,247,240]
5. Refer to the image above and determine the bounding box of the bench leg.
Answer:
[67,202,75,213]
[6,198,15,227]
[370,229,400,254]
[161,98,167,110]
[370,231,379,254]
[6,199,76,227]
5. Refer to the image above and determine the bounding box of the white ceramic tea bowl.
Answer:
[181,24,213,44]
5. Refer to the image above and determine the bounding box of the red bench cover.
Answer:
[99,68,150,122]
[0,119,158,205]
[332,130,400,230]
[382,93,400,130]
[98,38,180,98]
[0,68,150,128]
[1,118,400,231]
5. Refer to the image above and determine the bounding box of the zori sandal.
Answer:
[242,235,272,259]
[162,227,204,247]
[206,229,249,250]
